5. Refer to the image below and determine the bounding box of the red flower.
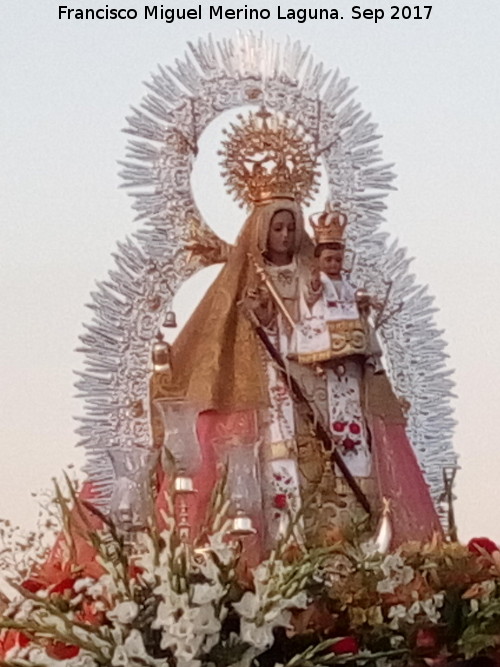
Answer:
[46,641,80,660]
[128,564,145,580]
[0,630,30,654]
[50,577,77,595]
[415,627,439,650]
[468,537,499,555]
[21,578,44,594]
[342,437,359,451]
[274,493,288,509]
[349,422,361,435]
[332,421,346,432]
[330,637,359,654]
[77,600,107,626]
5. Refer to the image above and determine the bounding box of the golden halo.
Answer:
[218,107,321,208]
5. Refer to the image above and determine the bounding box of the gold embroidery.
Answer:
[328,319,368,354]
[296,319,368,365]
[260,439,297,461]
[151,200,315,411]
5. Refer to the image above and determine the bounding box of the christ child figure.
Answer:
[295,206,368,364]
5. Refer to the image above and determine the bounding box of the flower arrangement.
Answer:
[1,476,500,667]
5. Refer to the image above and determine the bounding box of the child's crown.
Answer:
[309,202,348,246]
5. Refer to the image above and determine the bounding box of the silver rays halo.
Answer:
[75,33,457,526]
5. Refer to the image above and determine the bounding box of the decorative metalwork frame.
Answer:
[75,34,457,525]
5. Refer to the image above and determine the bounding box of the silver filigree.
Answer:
[76,33,457,526]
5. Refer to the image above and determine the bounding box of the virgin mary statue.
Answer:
[148,109,443,557]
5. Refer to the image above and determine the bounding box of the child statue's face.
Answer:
[319,246,344,278]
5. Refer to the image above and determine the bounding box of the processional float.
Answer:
[75,34,456,531]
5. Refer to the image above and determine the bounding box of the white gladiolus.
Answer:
[107,601,139,625]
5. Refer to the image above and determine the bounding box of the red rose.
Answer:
[46,641,80,660]
[349,422,361,435]
[274,493,287,509]
[468,537,499,555]
[330,636,359,654]
[332,421,346,432]
[415,627,439,650]
[21,578,44,594]
[342,437,359,451]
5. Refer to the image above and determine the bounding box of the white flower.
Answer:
[156,601,220,661]
[191,581,224,606]
[239,618,274,650]
[124,630,149,659]
[406,601,421,622]
[253,562,272,585]
[73,577,96,594]
[13,599,34,621]
[72,626,96,643]
[176,659,201,667]
[107,601,139,625]
[176,637,203,662]
[161,623,204,663]
[233,591,260,620]
[387,604,407,630]
[206,527,235,566]
[26,647,55,664]
[202,632,221,654]
[376,578,396,594]
[381,553,404,577]
[111,646,130,667]
[111,634,152,667]
[154,592,189,629]
[377,552,414,595]
[190,604,221,637]
[380,553,414,582]
[420,596,442,624]
[44,614,68,635]
[88,575,111,598]
[289,590,308,610]
[361,540,381,558]
[68,653,99,667]
[194,552,222,582]
[264,608,292,628]
[110,626,125,646]
[389,635,406,648]
[400,565,415,585]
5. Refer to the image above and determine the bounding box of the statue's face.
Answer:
[319,246,344,278]
[267,210,296,258]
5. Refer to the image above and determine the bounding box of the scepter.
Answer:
[250,256,296,330]
[241,283,371,516]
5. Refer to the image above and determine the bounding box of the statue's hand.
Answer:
[245,286,274,327]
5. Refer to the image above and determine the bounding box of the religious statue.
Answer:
[68,35,456,565]
[148,109,443,556]
[0,37,470,667]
